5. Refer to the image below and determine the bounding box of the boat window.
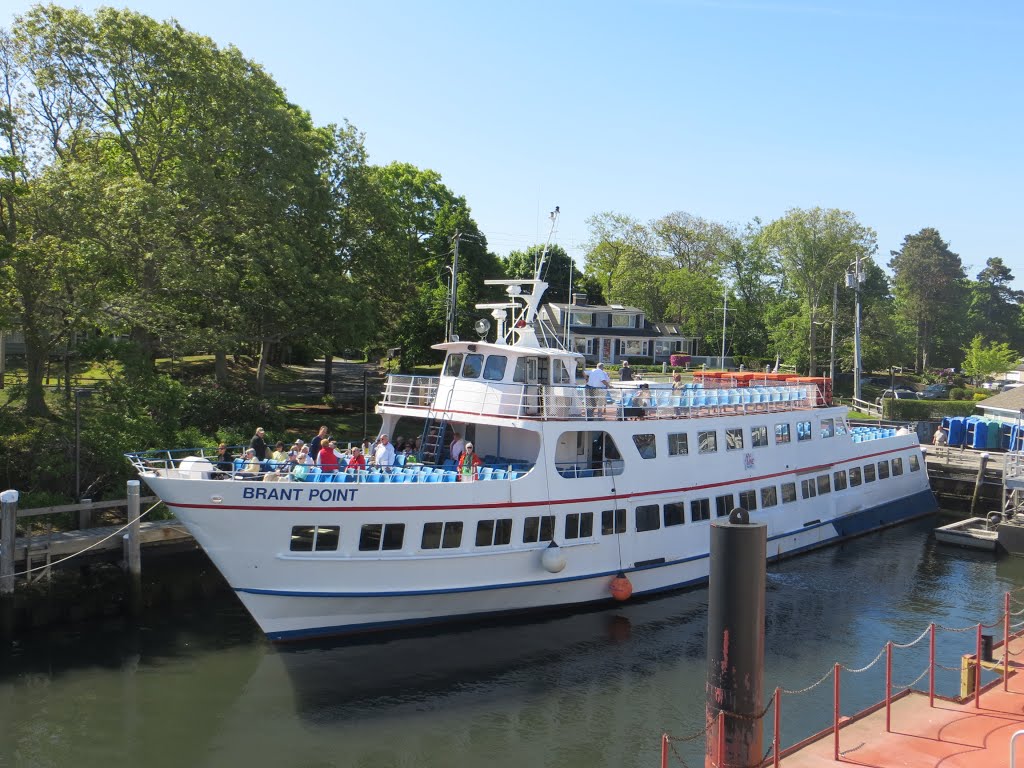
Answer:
[444,353,464,377]
[909,454,920,472]
[761,486,778,508]
[833,470,848,491]
[664,502,686,526]
[780,482,797,503]
[801,479,816,499]
[668,433,688,456]
[552,359,572,384]
[797,421,812,441]
[775,424,791,444]
[691,498,711,522]
[849,466,862,486]
[892,458,904,476]
[820,419,835,439]
[359,523,406,551]
[602,508,627,534]
[523,515,555,543]
[483,355,508,381]
[475,519,513,546]
[751,426,768,448]
[289,525,340,552]
[698,430,718,454]
[725,428,744,451]
[816,474,831,494]
[877,461,890,479]
[636,504,661,532]
[715,494,734,518]
[513,358,527,383]
[864,463,876,482]
[633,434,656,459]
[738,489,757,510]
[835,418,848,436]
[421,521,463,550]
[461,353,484,378]
[565,512,594,539]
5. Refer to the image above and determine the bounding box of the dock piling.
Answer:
[970,452,990,516]
[1,490,17,596]
[125,481,142,612]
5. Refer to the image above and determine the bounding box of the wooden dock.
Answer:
[924,446,1005,511]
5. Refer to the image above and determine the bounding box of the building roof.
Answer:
[548,302,643,314]
[976,386,1024,415]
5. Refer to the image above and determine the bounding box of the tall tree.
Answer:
[761,208,876,375]
[968,257,1023,349]
[501,244,582,305]
[888,228,967,371]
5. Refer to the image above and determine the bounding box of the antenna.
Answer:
[534,206,560,281]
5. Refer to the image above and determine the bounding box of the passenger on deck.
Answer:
[585,363,610,417]
[215,443,233,473]
[272,442,289,462]
[374,434,396,468]
[672,373,684,392]
[457,442,482,481]
[318,441,340,472]
[450,432,465,462]
[250,427,268,460]
[619,360,633,382]
[633,383,653,416]
[237,448,262,480]
[309,425,329,458]
[347,446,366,470]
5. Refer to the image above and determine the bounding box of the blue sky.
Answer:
[5,1,1023,283]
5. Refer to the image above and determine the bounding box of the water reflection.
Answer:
[1,516,1022,768]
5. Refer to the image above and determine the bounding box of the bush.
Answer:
[669,354,692,368]
[885,399,978,420]
[950,387,967,401]
[973,392,989,402]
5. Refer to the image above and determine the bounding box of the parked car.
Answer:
[920,383,952,400]
[876,388,922,405]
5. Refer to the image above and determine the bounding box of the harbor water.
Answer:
[1,514,1021,768]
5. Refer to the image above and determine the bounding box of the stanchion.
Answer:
[717,710,725,768]
[660,733,668,768]
[975,623,982,708]
[833,663,841,761]
[773,688,781,768]
[929,623,936,707]
[1006,591,1011,692]
[885,641,892,732]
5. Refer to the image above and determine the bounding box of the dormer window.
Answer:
[444,353,464,377]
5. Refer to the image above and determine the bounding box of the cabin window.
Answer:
[636,504,661,532]
[359,523,406,551]
[909,454,921,472]
[835,418,848,436]
[715,494,734,518]
[565,512,594,539]
[552,359,572,384]
[751,426,768,448]
[781,482,797,503]
[475,519,513,546]
[668,433,689,456]
[864,463,877,482]
[444,353,464,377]
[562,431,625,478]
[797,421,812,441]
[775,424,791,444]
[421,521,463,550]
[462,354,484,378]
[513,358,527,382]
[664,502,686,526]
[698,431,718,454]
[816,474,831,494]
[633,434,657,459]
[833,470,848,491]
[523,515,555,543]
[849,466,862,486]
[691,498,711,522]
[877,461,890,480]
[892,458,904,476]
[801,479,816,499]
[602,508,627,535]
[483,355,508,381]
[820,419,834,438]
[289,525,340,552]
[738,489,757,510]
[761,486,778,508]
[725,428,744,451]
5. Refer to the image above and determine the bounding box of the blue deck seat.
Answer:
[304,467,322,483]
[424,472,441,483]
[491,469,507,480]
[478,467,494,481]
[442,470,457,482]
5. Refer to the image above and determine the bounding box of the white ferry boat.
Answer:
[126,267,936,641]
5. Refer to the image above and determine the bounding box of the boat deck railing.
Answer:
[124,449,535,484]
[381,375,823,421]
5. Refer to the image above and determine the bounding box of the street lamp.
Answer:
[75,388,93,503]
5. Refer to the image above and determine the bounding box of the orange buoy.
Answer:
[609,572,633,601]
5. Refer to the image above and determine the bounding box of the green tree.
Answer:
[502,244,582,305]
[968,257,1023,349]
[761,208,876,375]
[888,228,968,372]
[961,334,1018,385]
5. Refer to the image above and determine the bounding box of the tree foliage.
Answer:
[961,334,1018,385]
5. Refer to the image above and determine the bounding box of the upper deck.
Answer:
[379,374,824,423]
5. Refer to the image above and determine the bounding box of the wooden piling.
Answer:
[78,497,92,529]
[970,452,990,516]
[1,490,17,595]
[125,481,142,613]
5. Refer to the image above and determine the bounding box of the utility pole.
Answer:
[718,288,733,369]
[830,282,837,383]
[847,255,864,401]
[447,231,461,342]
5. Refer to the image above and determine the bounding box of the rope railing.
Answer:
[660,590,1023,766]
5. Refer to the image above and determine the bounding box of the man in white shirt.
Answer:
[374,434,396,469]
[585,362,611,418]
[450,432,465,463]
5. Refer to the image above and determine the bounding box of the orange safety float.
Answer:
[609,572,633,601]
